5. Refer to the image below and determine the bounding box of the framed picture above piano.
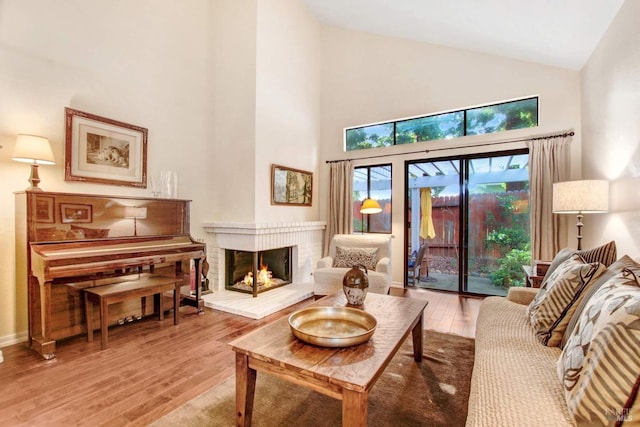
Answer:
[64,107,148,188]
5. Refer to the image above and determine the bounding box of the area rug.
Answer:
[152,330,475,427]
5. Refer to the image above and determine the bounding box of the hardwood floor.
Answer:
[0,288,483,426]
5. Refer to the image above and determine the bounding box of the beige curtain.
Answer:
[528,134,572,260]
[324,160,354,255]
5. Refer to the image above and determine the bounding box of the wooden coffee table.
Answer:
[229,292,429,427]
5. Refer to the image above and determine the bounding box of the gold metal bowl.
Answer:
[288,306,377,347]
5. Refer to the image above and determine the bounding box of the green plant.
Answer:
[484,193,531,287]
[490,245,531,287]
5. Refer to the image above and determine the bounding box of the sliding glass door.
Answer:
[405,150,530,296]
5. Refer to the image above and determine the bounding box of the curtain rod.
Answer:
[325,130,574,163]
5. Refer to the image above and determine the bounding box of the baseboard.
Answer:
[0,331,28,348]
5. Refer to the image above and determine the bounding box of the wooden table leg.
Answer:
[411,312,424,362]
[235,353,256,427]
[342,388,368,427]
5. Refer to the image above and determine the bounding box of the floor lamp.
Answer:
[552,180,609,250]
[360,198,382,233]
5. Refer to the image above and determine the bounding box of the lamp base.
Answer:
[27,163,43,191]
[576,213,584,250]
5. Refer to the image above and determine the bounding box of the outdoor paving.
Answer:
[412,272,508,296]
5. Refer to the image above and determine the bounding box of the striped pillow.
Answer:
[557,269,640,425]
[576,240,617,267]
[527,254,605,346]
[560,255,640,348]
[541,241,617,287]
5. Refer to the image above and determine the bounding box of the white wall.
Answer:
[209,0,258,222]
[254,0,321,222]
[0,0,323,344]
[0,0,215,344]
[581,0,640,256]
[208,0,322,224]
[318,27,582,286]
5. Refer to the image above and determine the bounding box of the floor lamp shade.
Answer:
[359,198,382,234]
[12,134,55,191]
[360,198,382,214]
[552,180,609,214]
[552,180,609,249]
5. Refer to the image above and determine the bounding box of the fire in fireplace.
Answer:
[225,246,292,297]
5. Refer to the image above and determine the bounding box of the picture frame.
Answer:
[35,196,55,223]
[65,107,148,188]
[271,164,312,206]
[60,203,93,223]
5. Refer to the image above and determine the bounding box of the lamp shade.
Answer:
[552,180,609,213]
[124,206,147,219]
[360,198,382,214]
[12,134,55,165]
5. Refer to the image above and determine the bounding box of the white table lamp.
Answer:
[12,134,55,191]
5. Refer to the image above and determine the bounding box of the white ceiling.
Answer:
[299,0,625,70]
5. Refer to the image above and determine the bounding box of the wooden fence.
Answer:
[410,190,529,261]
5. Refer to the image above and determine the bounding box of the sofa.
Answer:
[313,234,391,295]
[466,243,640,426]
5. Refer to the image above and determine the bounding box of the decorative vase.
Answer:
[343,264,369,306]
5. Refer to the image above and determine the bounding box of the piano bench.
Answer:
[84,275,181,350]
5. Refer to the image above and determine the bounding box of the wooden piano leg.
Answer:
[31,279,56,360]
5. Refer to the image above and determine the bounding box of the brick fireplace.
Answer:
[202,221,326,295]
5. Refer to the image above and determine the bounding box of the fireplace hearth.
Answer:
[225,246,292,297]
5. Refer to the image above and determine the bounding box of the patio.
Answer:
[410,272,508,296]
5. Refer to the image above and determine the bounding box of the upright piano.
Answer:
[15,190,206,359]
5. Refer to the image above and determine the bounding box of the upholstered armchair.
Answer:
[313,234,392,296]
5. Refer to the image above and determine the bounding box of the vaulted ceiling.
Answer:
[300,0,625,70]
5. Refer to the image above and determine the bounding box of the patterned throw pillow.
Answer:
[560,255,640,349]
[557,269,640,425]
[527,254,606,346]
[333,246,378,271]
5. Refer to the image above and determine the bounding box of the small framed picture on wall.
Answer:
[271,164,312,206]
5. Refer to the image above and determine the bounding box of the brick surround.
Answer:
[202,221,326,292]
